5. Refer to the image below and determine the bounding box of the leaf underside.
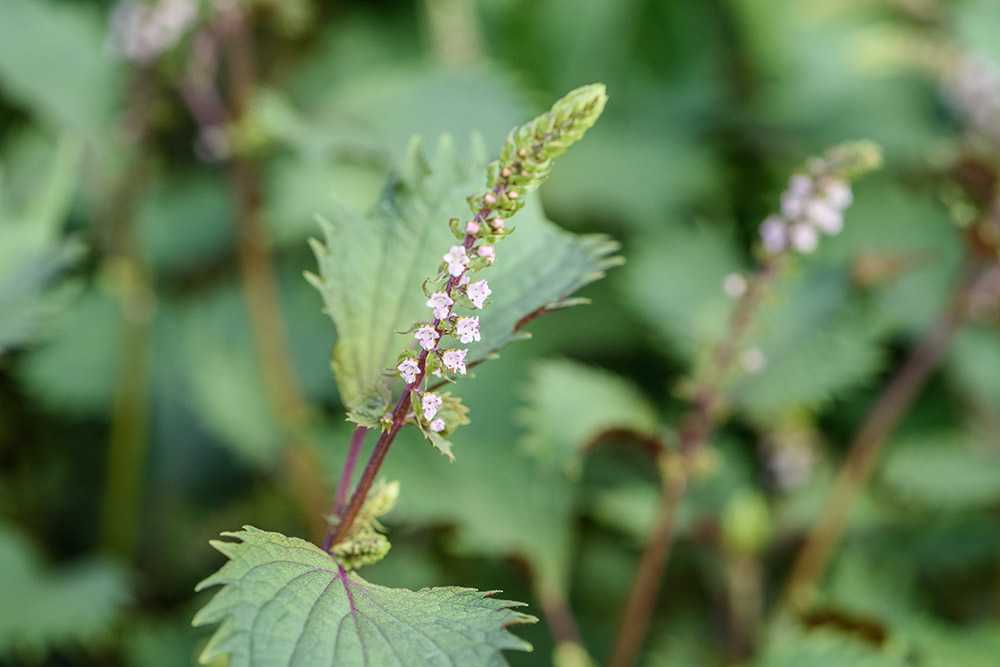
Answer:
[193,526,537,667]
[307,135,620,413]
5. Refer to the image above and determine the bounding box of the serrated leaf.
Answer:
[308,135,619,413]
[0,522,128,656]
[193,526,536,667]
[519,359,660,476]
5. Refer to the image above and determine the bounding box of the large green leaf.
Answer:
[0,522,128,657]
[0,135,85,355]
[0,0,119,133]
[519,359,660,476]
[308,136,619,412]
[193,526,536,666]
[880,434,1000,511]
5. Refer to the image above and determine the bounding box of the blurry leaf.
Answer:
[754,628,906,667]
[730,269,885,419]
[949,326,1000,413]
[193,526,536,666]
[0,522,128,657]
[644,615,717,667]
[624,223,744,359]
[19,287,120,413]
[178,285,282,466]
[520,359,660,476]
[0,0,119,132]
[308,135,619,413]
[881,434,1000,510]
[0,135,85,354]
[137,174,234,275]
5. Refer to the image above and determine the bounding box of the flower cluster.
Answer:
[391,83,608,440]
[110,0,198,63]
[758,142,881,256]
[946,54,1000,147]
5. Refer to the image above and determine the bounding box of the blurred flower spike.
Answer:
[760,141,882,255]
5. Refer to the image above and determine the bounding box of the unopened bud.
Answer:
[483,193,497,206]
[465,220,480,234]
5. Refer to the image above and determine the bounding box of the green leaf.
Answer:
[308,135,619,414]
[519,359,660,476]
[193,526,536,666]
[0,522,128,657]
[754,629,906,667]
[0,134,85,354]
[0,0,119,133]
[881,434,1000,510]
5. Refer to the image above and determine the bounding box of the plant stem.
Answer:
[217,5,328,541]
[609,459,686,667]
[609,258,782,666]
[780,262,998,613]
[100,72,156,558]
[335,427,368,516]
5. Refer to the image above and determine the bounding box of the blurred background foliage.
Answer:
[1,0,999,665]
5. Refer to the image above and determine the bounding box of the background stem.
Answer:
[780,262,997,613]
[217,5,329,542]
[100,73,156,557]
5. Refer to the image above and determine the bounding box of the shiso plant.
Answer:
[191,84,612,665]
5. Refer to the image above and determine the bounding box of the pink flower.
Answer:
[455,316,481,344]
[441,348,468,375]
[760,215,787,254]
[466,280,491,309]
[806,200,843,235]
[443,245,469,277]
[466,220,480,234]
[397,358,420,384]
[414,325,440,351]
[490,217,505,232]
[422,392,442,421]
[789,223,818,254]
[477,245,496,264]
[426,291,454,320]
[430,418,446,433]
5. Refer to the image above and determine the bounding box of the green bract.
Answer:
[193,527,537,666]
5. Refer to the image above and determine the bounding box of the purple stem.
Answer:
[323,426,368,552]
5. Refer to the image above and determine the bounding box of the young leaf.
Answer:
[193,526,536,666]
[307,135,619,417]
[0,522,128,657]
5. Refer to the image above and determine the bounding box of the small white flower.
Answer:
[788,174,812,195]
[430,418,446,433]
[723,273,748,299]
[789,223,819,254]
[466,280,491,309]
[455,316,481,344]
[441,348,468,375]
[823,179,852,209]
[781,192,806,219]
[397,358,420,384]
[805,200,843,235]
[741,347,767,374]
[760,215,787,254]
[443,245,469,277]
[466,220,480,234]
[426,291,454,320]
[477,245,496,264]
[422,393,442,421]
[414,325,440,351]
